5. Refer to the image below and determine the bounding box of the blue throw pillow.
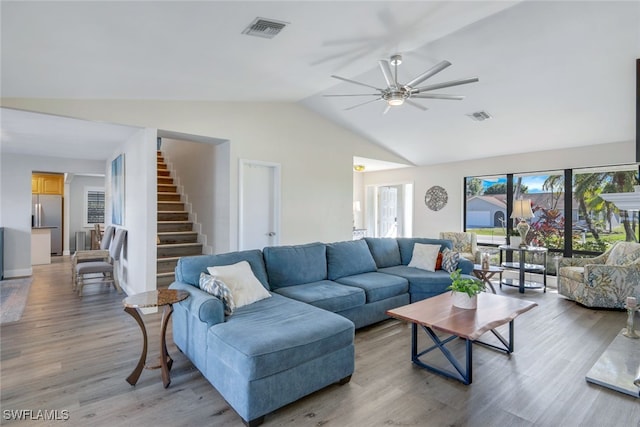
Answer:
[441,248,460,273]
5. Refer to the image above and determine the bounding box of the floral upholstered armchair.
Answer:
[558,241,640,309]
[439,231,479,263]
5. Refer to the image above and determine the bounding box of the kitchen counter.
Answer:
[31,228,53,265]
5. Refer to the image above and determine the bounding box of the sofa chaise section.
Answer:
[169,250,354,426]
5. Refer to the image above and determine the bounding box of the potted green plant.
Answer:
[448,269,484,309]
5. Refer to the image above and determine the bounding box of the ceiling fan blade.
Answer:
[411,94,465,100]
[404,60,451,89]
[323,94,381,97]
[411,77,479,93]
[405,99,428,111]
[344,97,382,111]
[378,60,395,89]
[331,75,384,91]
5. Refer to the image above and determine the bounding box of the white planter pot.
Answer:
[452,292,478,309]
[510,236,521,247]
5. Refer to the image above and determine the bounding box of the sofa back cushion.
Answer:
[364,238,402,268]
[263,242,327,289]
[326,239,377,280]
[396,238,453,266]
[175,250,270,290]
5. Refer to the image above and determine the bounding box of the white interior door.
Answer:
[378,186,398,237]
[239,160,280,250]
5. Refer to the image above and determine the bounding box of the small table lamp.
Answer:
[511,199,534,248]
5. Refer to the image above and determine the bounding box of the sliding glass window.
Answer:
[465,175,508,245]
[572,166,639,253]
[466,164,639,257]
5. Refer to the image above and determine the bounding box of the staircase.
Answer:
[156,151,203,288]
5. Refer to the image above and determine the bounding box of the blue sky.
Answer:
[481,176,551,193]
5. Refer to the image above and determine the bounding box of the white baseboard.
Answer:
[3,268,33,279]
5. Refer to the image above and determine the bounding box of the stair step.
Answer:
[158,211,189,221]
[158,231,198,244]
[158,243,203,257]
[157,256,180,273]
[158,192,181,202]
[158,221,193,232]
[158,176,174,185]
[158,184,177,193]
[156,272,174,289]
[158,169,171,177]
[158,201,185,211]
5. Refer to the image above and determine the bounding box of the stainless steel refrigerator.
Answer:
[32,194,63,255]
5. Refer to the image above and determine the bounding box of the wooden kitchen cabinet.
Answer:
[32,173,64,195]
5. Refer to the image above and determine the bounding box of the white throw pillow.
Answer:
[207,261,271,309]
[408,243,441,272]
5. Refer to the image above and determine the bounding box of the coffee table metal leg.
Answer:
[124,306,147,386]
[411,324,473,384]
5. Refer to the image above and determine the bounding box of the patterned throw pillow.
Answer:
[441,248,460,273]
[199,272,235,316]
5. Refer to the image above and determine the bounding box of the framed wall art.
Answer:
[111,154,125,225]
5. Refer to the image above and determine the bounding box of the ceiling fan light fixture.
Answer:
[389,54,402,66]
[386,92,405,106]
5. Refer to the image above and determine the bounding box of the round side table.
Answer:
[472,264,504,294]
[123,289,189,388]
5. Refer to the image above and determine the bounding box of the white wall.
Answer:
[363,140,636,238]
[68,175,105,251]
[110,128,157,295]
[1,99,408,248]
[0,154,104,277]
[161,137,230,254]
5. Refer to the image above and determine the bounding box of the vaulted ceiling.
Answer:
[1,1,638,166]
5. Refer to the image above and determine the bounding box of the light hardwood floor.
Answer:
[1,257,638,426]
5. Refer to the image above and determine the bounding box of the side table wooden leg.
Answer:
[160,304,174,388]
[124,306,147,386]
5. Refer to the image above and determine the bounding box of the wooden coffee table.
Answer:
[386,292,537,384]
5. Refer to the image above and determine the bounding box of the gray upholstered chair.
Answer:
[558,241,640,309]
[71,225,115,289]
[75,228,127,296]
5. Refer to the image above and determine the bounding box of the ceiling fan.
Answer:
[324,54,478,114]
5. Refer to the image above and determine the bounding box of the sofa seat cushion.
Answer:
[326,239,377,280]
[263,243,327,289]
[207,294,354,381]
[273,280,365,312]
[335,272,408,303]
[559,266,584,283]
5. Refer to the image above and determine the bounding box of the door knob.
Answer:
[267,232,276,236]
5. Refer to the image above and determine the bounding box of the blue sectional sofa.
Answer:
[169,237,474,426]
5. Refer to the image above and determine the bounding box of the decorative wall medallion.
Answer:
[425,186,448,211]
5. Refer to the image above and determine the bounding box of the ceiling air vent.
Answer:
[242,17,288,39]
[466,111,493,122]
